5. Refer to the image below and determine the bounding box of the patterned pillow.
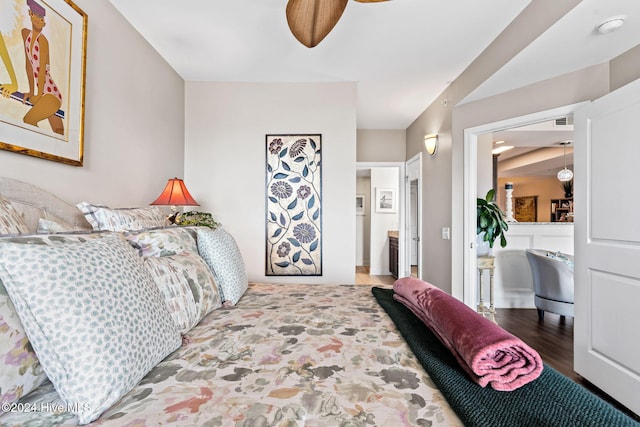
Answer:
[144,252,222,332]
[0,234,181,424]
[0,231,108,407]
[196,227,248,306]
[0,280,46,407]
[124,227,198,257]
[76,202,168,232]
[0,195,29,235]
[0,231,107,245]
[36,218,78,234]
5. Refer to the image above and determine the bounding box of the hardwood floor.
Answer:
[497,308,639,421]
[355,266,395,287]
[355,267,640,421]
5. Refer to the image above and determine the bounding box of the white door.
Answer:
[573,77,640,416]
[405,153,422,278]
[410,182,419,266]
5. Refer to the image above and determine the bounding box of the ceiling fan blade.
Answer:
[286,0,348,48]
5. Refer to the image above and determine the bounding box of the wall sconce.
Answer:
[424,134,438,157]
[150,177,200,223]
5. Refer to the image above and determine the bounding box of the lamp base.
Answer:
[167,211,179,224]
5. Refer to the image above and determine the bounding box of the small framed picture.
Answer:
[375,188,396,213]
[514,195,537,222]
[356,194,365,215]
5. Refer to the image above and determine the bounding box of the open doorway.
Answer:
[355,162,405,283]
[459,103,582,308]
[478,117,576,309]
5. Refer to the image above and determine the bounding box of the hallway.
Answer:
[355,266,394,287]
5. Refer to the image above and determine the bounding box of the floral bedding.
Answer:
[0,283,461,426]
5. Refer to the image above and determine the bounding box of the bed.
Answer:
[1,177,638,427]
[0,177,461,426]
[1,282,461,426]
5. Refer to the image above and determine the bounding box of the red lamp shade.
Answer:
[150,178,200,207]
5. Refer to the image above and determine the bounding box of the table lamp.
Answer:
[150,177,200,224]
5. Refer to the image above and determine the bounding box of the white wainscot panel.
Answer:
[491,223,574,308]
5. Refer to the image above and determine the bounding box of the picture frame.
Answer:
[356,194,365,215]
[0,0,87,166]
[265,134,322,276]
[375,188,396,213]
[514,195,538,222]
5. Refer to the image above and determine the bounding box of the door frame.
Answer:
[459,103,584,306]
[405,153,422,278]
[355,162,406,278]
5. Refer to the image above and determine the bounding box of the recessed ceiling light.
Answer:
[595,16,625,34]
[494,140,505,145]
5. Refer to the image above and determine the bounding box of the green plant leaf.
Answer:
[485,189,495,202]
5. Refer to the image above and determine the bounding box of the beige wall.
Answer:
[497,176,569,223]
[184,82,357,284]
[356,176,371,265]
[404,1,640,295]
[477,134,494,199]
[610,44,640,92]
[356,129,406,162]
[406,1,582,293]
[0,0,185,207]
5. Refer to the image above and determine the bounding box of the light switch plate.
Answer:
[441,227,450,240]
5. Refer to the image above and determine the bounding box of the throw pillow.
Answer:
[0,280,46,407]
[0,234,181,424]
[0,231,109,407]
[76,202,168,232]
[36,218,78,234]
[144,252,221,332]
[196,227,248,306]
[0,196,29,235]
[124,227,198,257]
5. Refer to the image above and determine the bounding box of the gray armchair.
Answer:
[525,249,574,321]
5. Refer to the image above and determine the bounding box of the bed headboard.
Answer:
[0,177,91,233]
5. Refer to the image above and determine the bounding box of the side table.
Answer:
[477,255,496,321]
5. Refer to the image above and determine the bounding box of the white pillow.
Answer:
[196,227,248,306]
[76,202,168,232]
[0,234,181,424]
[0,232,110,408]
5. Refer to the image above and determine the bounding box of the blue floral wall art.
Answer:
[266,134,322,276]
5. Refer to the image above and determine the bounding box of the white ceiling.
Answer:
[492,120,575,177]
[109,0,640,133]
[108,0,529,129]
[462,0,640,105]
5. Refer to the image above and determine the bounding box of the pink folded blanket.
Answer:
[393,277,543,391]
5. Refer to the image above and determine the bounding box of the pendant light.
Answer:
[557,141,573,182]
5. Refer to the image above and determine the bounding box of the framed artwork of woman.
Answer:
[0,0,87,166]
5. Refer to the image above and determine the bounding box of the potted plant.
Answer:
[477,189,509,254]
[174,211,220,229]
